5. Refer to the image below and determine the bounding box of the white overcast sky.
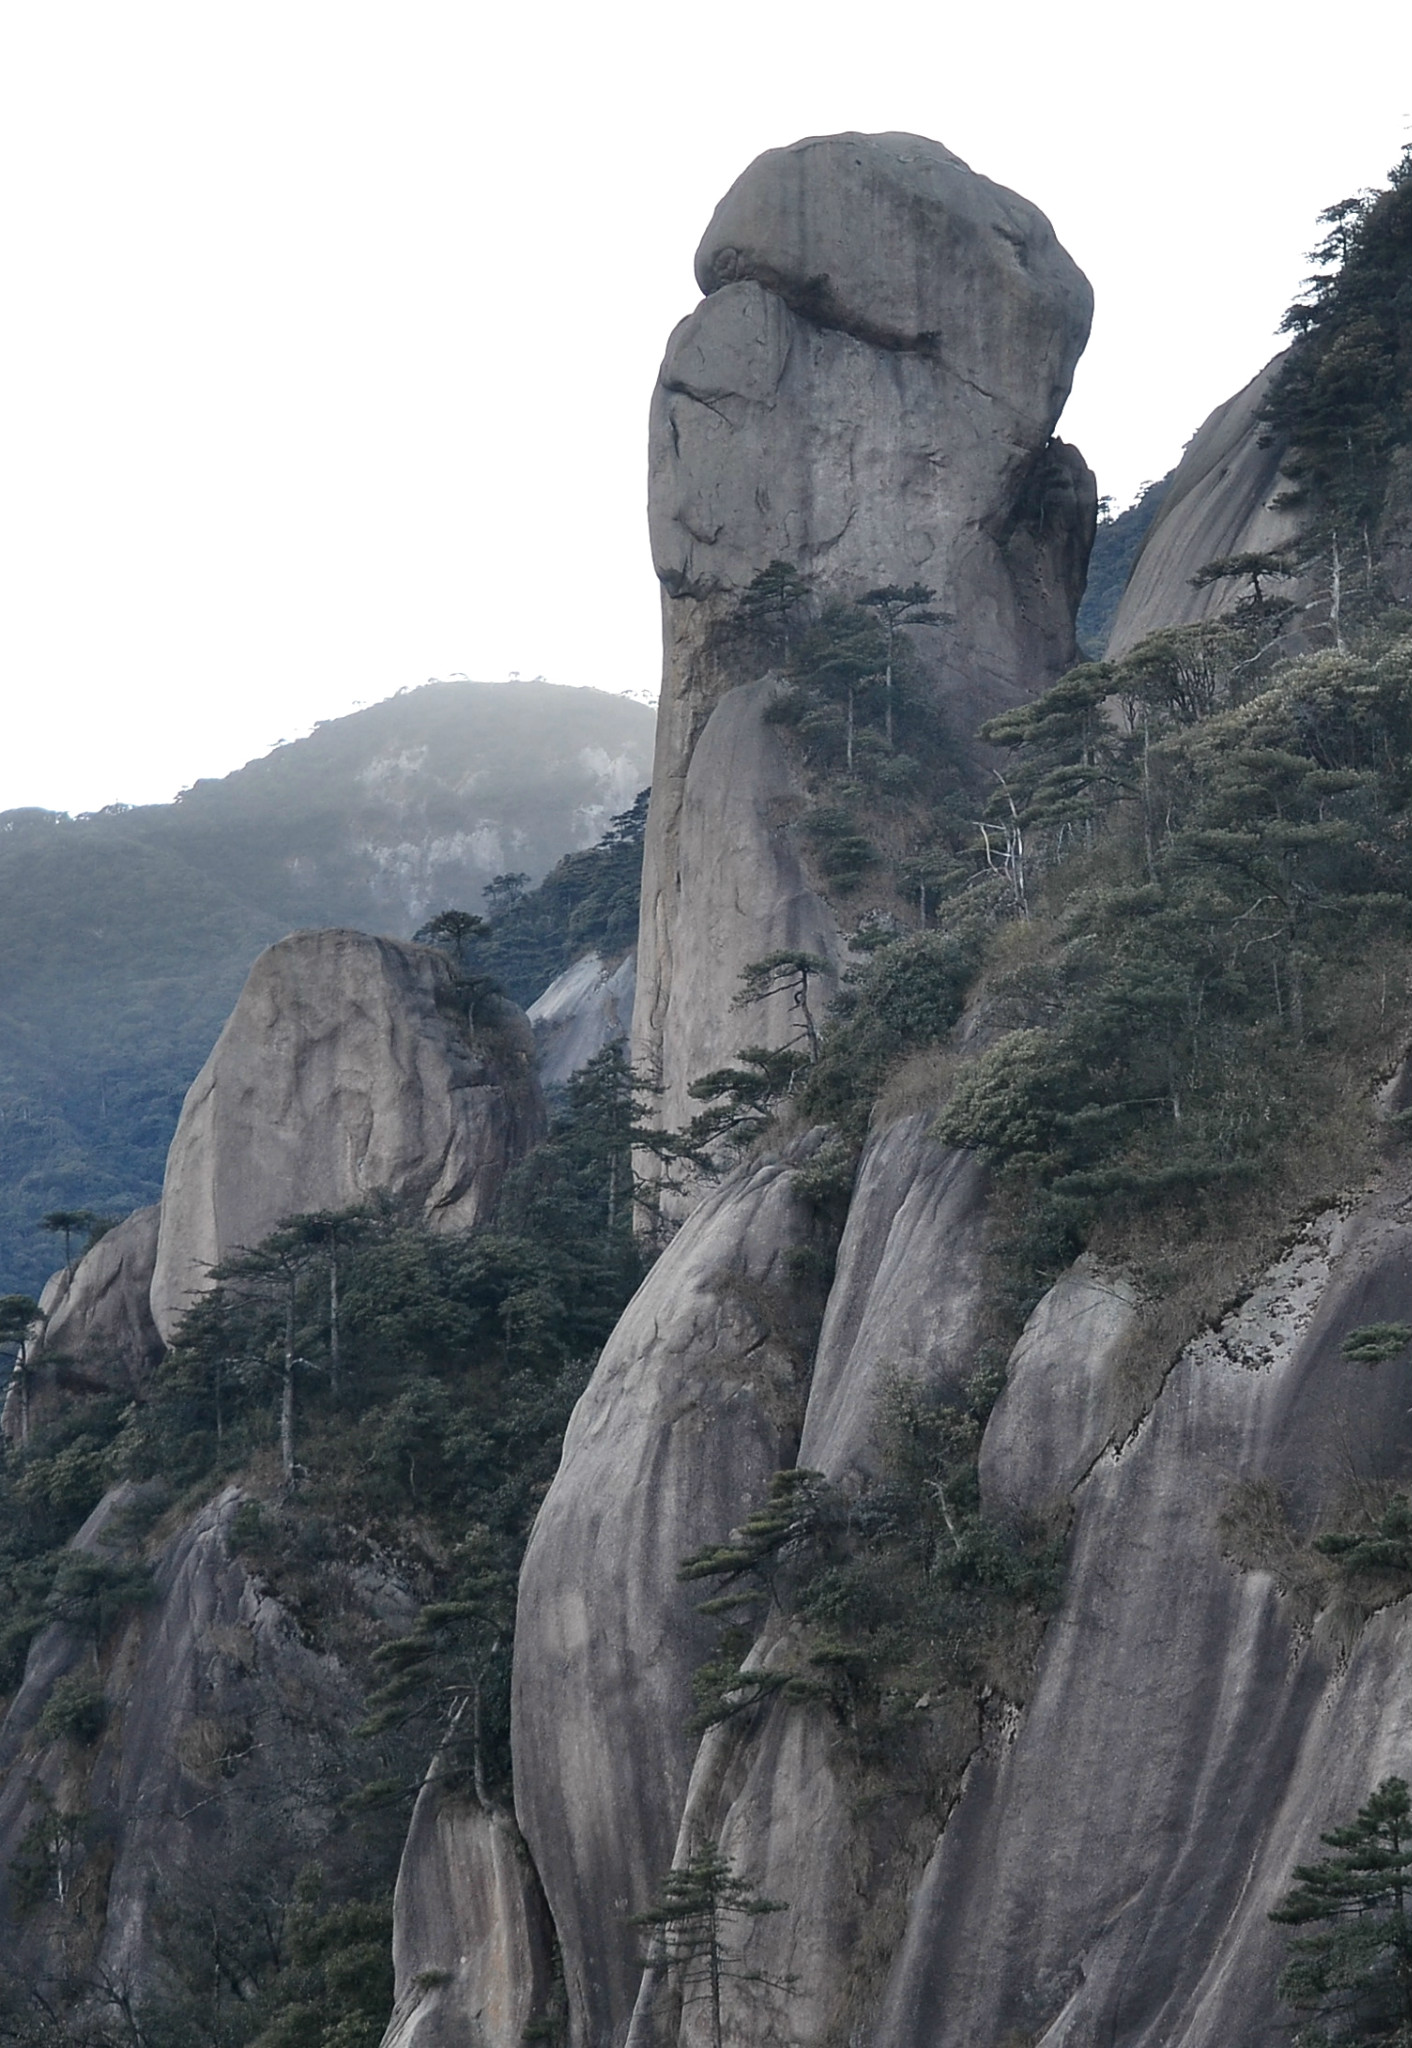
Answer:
[1,0,1409,815]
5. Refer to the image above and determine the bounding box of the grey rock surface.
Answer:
[629,1117,992,2047]
[151,929,544,1340]
[512,1138,829,2048]
[800,1117,988,1482]
[694,132,1090,440]
[382,1773,554,2048]
[13,1208,164,1431]
[644,677,848,1146]
[978,1255,1138,1513]
[876,1193,1412,2047]
[527,949,636,1089]
[1107,353,1302,656]
[625,1687,858,2048]
[636,132,1095,1152]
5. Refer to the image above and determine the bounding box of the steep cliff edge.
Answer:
[1107,353,1302,655]
[476,142,1412,2048]
[634,132,1095,1144]
[527,951,635,1089]
[623,1118,992,2048]
[878,1182,1412,2047]
[512,1136,833,2045]
[491,131,1099,2048]
[150,929,545,1341]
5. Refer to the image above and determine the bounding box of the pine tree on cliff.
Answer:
[736,559,814,656]
[631,1846,789,2048]
[40,1207,102,1274]
[859,582,943,743]
[214,1228,324,1482]
[1272,1774,1412,2044]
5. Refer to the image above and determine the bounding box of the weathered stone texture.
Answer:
[527,949,636,1089]
[0,1485,391,2000]
[635,132,1096,1141]
[382,1776,554,2048]
[4,1206,163,1438]
[511,1138,829,2047]
[151,929,544,1340]
[877,1195,1412,2048]
[643,677,847,1142]
[1107,353,1302,655]
[799,1117,988,1482]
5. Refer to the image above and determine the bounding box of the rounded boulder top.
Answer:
[694,130,1092,397]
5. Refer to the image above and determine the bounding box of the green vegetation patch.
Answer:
[682,1368,1063,1774]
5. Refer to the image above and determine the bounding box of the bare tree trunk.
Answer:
[797,972,821,1062]
[1141,716,1156,883]
[280,1283,296,1481]
[709,1919,723,2048]
[885,627,895,746]
[1288,951,1305,1041]
[328,1250,340,1404]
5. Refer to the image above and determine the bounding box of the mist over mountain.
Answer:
[0,680,653,1291]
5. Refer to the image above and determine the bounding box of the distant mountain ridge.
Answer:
[0,680,654,1292]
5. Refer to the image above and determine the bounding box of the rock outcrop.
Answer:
[512,1135,832,2046]
[382,1770,555,2048]
[486,132,1101,2048]
[150,929,545,1341]
[623,1118,993,2048]
[638,676,848,1144]
[527,950,636,1089]
[874,1194,1412,2047]
[4,1206,163,1437]
[1107,353,1302,655]
[797,1118,988,1482]
[635,132,1096,1143]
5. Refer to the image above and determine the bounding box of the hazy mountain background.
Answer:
[0,680,654,1293]
[1075,472,1173,656]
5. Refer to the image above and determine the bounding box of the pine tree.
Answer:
[1272,1775,1412,2044]
[733,951,832,1063]
[630,1846,789,2048]
[736,560,814,656]
[859,582,943,744]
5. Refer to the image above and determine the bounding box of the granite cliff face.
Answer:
[450,135,1412,2048]
[150,929,545,1341]
[878,1189,1412,2048]
[526,951,636,1090]
[5,1207,164,1438]
[12,126,1407,2048]
[513,1135,832,2044]
[0,922,553,2032]
[1107,353,1302,655]
[634,132,1096,1145]
[382,1767,554,2048]
[504,133,1098,2047]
